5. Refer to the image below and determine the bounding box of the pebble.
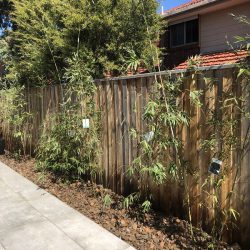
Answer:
[120,219,127,227]
[160,241,165,249]
[153,237,160,243]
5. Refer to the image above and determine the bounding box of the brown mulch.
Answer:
[0,154,239,250]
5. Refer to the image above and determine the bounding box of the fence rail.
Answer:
[2,66,250,248]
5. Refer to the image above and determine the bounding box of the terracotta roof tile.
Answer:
[175,50,249,69]
[163,0,205,15]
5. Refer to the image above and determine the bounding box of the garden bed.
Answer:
[0,154,239,250]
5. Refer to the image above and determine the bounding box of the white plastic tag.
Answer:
[82,119,90,129]
[144,131,154,142]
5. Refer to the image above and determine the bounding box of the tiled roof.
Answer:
[163,0,206,16]
[175,50,249,69]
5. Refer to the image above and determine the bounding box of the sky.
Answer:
[157,0,190,13]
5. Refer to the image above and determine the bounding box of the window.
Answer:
[171,22,185,46]
[186,19,199,44]
[170,19,198,47]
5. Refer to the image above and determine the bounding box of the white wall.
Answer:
[200,2,250,54]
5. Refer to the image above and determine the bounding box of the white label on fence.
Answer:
[82,119,90,129]
[144,131,154,142]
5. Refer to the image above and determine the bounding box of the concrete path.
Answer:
[0,161,135,250]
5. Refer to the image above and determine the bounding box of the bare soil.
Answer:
[0,154,239,250]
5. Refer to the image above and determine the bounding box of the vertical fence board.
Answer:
[106,81,112,189]
[101,82,109,187]
[129,78,138,193]
[122,79,129,194]
[197,72,206,228]
[117,80,123,194]
[240,75,250,249]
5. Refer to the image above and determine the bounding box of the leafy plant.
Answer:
[142,200,151,213]
[0,84,33,155]
[5,0,160,86]
[123,48,143,73]
[103,194,113,208]
[36,53,101,180]
[123,192,138,210]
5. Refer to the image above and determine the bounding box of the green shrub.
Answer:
[36,110,101,180]
[36,54,101,180]
[0,84,33,155]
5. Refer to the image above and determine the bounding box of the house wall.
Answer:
[200,2,250,53]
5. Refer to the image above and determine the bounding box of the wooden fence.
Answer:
[2,65,250,248]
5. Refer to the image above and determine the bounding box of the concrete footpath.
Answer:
[0,161,135,250]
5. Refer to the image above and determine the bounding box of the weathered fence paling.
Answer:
[2,66,250,249]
